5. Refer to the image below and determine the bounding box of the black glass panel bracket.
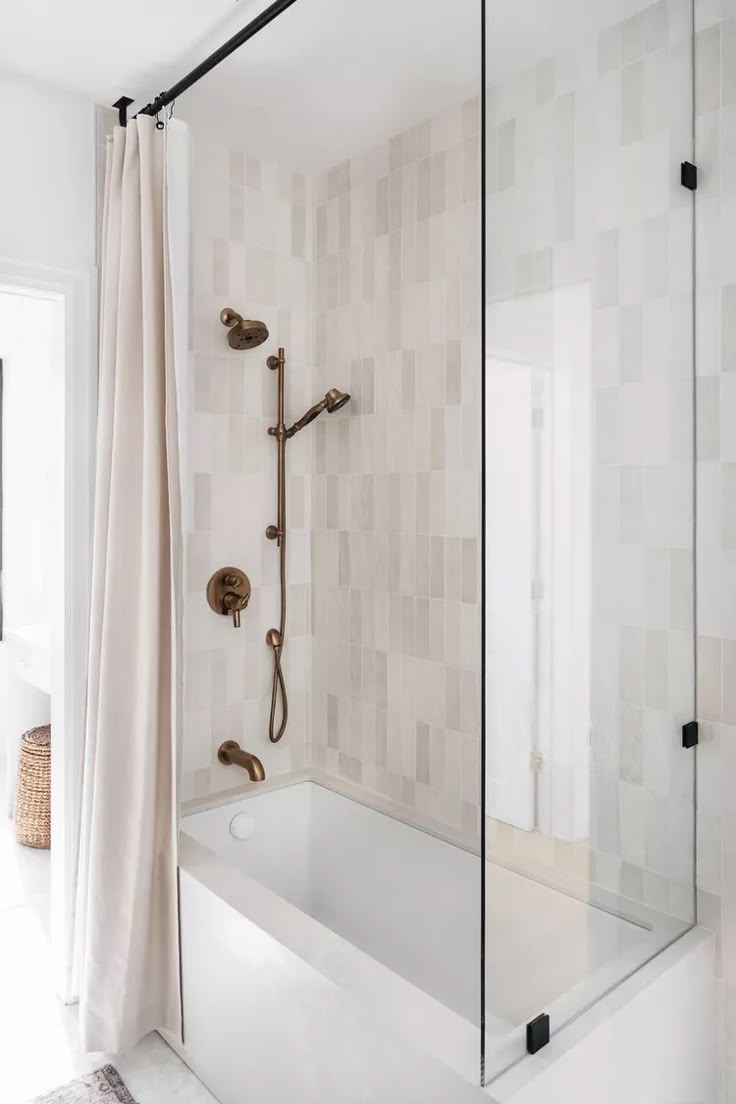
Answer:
[526,1013,550,1055]
[681,161,698,190]
[682,721,699,749]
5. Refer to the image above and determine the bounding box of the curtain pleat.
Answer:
[75,114,187,1053]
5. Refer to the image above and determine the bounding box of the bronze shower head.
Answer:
[286,389,351,437]
[220,307,269,350]
[325,388,350,413]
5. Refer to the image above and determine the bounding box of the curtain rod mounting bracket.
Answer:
[112,96,134,127]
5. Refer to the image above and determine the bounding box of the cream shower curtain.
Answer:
[75,114,188,1053]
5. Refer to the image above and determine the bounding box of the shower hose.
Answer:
[268,646,288,742]
[268,535,289,743]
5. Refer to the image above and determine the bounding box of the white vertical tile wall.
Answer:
[481,0,698,932]
[176,104,483,828]
[692,1,736,1097]
[309,103,483,837]
[181,135,313,801]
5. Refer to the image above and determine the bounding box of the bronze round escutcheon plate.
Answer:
[206,567,251,617]
[218,740,240,765]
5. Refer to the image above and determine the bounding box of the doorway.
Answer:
[0,261,94,1018]
[0,287,63,1008]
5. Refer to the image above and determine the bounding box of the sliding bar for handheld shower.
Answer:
[265,348,289,743]
[264,351,350,743]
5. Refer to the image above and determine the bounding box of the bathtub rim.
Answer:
[183,766,478,855]
[182,767,673,935]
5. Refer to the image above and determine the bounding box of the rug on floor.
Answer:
[33,1065,137,1104]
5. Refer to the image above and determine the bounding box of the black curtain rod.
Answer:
[113,0,301,126]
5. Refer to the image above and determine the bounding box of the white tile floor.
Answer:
[0,763,219,1104]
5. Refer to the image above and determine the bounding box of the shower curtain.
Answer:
[75,114,188,1053]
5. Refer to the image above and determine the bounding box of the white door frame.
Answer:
[0,256,96,1003]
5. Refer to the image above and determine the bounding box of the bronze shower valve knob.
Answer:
[206,567,252,628]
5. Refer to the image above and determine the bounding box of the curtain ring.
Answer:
[167,100,176,121]
[155,92,166,130]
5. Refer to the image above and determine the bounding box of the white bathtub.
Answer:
[171,775,715,1103]
[175,776,486,1103]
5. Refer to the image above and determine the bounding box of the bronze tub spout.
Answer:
[217,741,266,782]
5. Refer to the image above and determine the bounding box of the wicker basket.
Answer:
[14,724,51,849]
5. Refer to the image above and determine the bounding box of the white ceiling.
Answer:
[1,0,661,172]
[176,0,480,169]
[0,0,238,109]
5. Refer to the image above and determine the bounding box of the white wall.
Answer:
[0,290,64,633]
[0,69,96,1001]
[0,70,95,273]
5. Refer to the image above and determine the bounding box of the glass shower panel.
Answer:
[182,0,486,1087]
[303,1,485,1083]
[483,0,696,1083]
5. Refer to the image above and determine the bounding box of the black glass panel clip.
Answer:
[681,161,698,190]
[526,1013,550,1055]
[682,721,699,749]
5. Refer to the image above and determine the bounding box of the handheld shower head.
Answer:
[286,389,351,437]
[220,307,269,350]
[325,388,350,413]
